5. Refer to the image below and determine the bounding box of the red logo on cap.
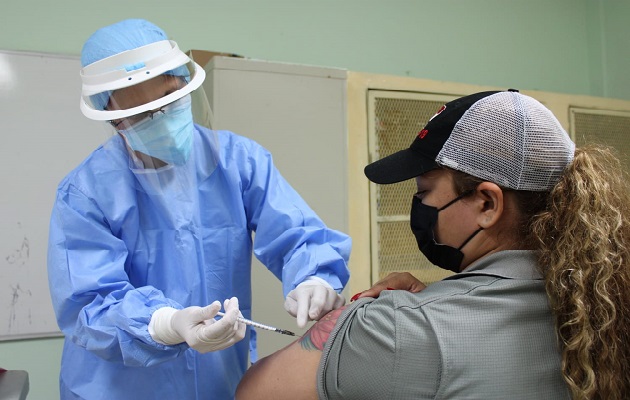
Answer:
[418,104,446,139]
[429,105,446,122]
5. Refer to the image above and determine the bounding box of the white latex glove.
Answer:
[149,297,246,353]
[284,276,346,328]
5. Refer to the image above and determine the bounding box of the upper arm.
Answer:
[235,340,321,400]
[236,305,348,400]
[237,292,442,400]
[317,293,441,399]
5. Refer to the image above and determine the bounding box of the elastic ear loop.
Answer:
[454,185,511,250]
[437,189,475,211]
[457,227,483,250]
[435,189,483,251]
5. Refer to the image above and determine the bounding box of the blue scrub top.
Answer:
[47,126,351,400]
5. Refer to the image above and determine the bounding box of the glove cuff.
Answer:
[149,306,183,345]
[297,275,335,290]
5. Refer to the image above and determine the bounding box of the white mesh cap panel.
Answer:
[436,92,575,191]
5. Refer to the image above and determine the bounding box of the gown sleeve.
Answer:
[47,182,187,367]
[238,139,351,296]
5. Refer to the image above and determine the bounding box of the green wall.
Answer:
[1,1,629,399]
[2,0,629,100]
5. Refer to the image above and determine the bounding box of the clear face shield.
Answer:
[80,40,216,169]
[80,40,219,220]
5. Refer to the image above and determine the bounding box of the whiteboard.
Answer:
[0,50,106,340]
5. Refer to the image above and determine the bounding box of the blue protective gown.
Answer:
[47,125,351,400]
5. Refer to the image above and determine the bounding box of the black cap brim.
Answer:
[364,147,439,184]
[364,90,504,185]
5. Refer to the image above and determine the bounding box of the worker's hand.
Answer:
[149,297,246,353]
[284,276,345,328]
[351,272,426,302]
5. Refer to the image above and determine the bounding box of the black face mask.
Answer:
[410,191,483,273]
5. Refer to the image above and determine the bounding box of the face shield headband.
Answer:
[79,40,205,121]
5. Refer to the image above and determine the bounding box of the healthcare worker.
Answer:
[47,19,351,400]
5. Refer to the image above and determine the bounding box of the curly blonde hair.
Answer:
[450,145,630,399]
[530,145,630,399]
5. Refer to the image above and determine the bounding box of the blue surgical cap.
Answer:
[81,19,168,68]
[81,19,189,110]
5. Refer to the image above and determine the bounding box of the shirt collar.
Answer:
[451,250,543,280]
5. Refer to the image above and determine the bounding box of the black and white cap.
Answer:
[364,90,576,191]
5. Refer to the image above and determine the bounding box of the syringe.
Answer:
[216,312,296,336]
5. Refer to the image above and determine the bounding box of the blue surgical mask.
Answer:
[120,95,194,166]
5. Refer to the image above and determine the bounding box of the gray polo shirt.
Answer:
[317,250,569,399]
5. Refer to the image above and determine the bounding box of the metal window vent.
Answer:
[570,108,630,171]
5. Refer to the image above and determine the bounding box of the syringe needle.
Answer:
[216,312,296,336]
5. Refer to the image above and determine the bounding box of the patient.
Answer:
[236,90,630,400]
